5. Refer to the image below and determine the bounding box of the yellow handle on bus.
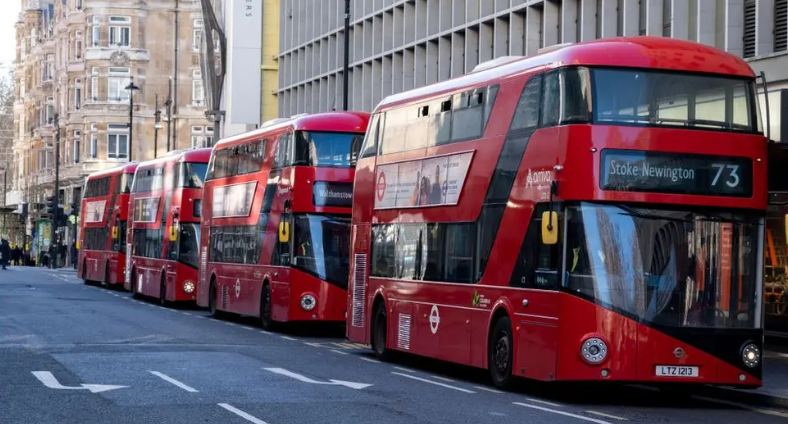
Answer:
[111,226,119,240]
[169,224,178,242]
[279,221,290,243]
[541,211,558,245]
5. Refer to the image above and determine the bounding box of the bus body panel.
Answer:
[347,37,766,387]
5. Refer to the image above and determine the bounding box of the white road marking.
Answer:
[391,372,475,394]
[281,336,297,341]
[474,385,503,394]
[393,366,416,373]
[330,349,349,355]
[241,326,255,331]
[260,330,273,335]
[181,312,193,316]
[691,395,788,419]
[32,371,128,394]
[264,367,372,389]
[586,411,628,421]
[513,402,611,424]
[525,397,563,407]
[360,357,381,364]
[432,375,455,382]
[218,403,270,424]
[304,342,322,348]
[149,371,198,393]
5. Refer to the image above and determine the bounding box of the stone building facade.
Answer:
[10,0,212,251]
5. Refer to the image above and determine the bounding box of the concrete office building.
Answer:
[276,0,788,140]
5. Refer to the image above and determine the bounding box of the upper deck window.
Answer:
[85,176,110,198]
[207,139,267,180]
[294,131,364,167]
[176,162,209,188]
[132,167,164,193]
[114,172,132,194]
[378,84,499,156]
[592,68,761,134]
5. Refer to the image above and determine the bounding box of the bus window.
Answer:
[359,114,381,158]
[294,131,365,167]
[510,204,561,290]
[176,162,209,188]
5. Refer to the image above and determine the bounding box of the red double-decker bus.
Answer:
[347,37,766,389]
[197,112,369,329]
[78,162,137,287]
[124,148,210,305]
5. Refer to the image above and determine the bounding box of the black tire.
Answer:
[159,274,168,307]
[371,303,391,361]
[131,270,141,299]
[209,279,220,317]
[489,316,515,389]
[82,263,91,285]
[103,264,110,288]
[260,283,275,330]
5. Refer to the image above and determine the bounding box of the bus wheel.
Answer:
[159,275,168,307]
[103,264,110,288]
[209,279,220,317]
[488,316,514,389]
[260,284,275,330]
[82,263,91,286]
[372,304,391,361]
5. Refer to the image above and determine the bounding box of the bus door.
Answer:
[271,211,293,321]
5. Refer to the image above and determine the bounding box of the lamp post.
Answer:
[124,79,141,162]
[154,94,162,158]
[165,78,172,153]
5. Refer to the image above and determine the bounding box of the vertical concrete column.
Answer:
[756,0,775,56]
[672,0,689,39]
[622,0,640,35]
[725,0,744,56]
[600,0,618,38]
[543,0,560,47]
[561,0,579,43]
[580,0,597,41]
[646,0,664,36]
[525,6,542,54]
[697,0,717,46]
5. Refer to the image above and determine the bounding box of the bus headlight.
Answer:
[581,337,608,364]
[183,281,196,294]
[300,294,316,311]
[742,343,760,368]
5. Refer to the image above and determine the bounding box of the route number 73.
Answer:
[711,164,740,188]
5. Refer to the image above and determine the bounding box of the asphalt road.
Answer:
[2,266,788,424]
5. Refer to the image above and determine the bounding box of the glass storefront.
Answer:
[766,142,788,333]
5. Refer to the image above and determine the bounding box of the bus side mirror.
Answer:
[541,211,558,245]
[279,221,290,243]
[111,226,119,240]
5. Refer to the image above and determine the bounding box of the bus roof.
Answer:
[135,148,212,170]
[214,111,371,150]
[377,36,757,111]
[86,162,138,180]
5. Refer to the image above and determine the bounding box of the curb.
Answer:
[697,385,788,410]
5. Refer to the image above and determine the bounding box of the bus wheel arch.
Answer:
[82,262,90,285]
[371,294,391,360]
[260,279,275,330]
[159,271,168,306]
[130,267,140,299]
[209,275,220,316]
[487,306,515,389]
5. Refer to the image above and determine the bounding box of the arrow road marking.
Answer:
[32,371,128,394]
[263,367,372,390]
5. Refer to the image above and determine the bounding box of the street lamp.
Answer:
[124,79,140,162]
[154,94,162,158]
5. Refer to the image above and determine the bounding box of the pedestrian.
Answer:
[0,239,10,270]
[70,242,78,270]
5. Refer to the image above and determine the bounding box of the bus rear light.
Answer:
[581,337,608,365]
[741,342,760,368]
[183,281,195,294]
[300,294,316,311]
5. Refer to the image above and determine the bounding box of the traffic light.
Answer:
[45,196,57,218]
[57,207,68,227]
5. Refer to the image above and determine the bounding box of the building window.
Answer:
[744,0,756,58]
[73,131,81,163]
[91,67,99,101]
[46,97,55,125]
[43,54,54,81]
[192,70,204,106]
[109,16,131,47]
[74,84,81,110]
[193,19,203,52]
[90,132,97,159]
[75,32,83,59]
[20,39,26,60]
[107,124,129,160]
[191,126,204,148]
[91,16,100,46]
[108,67,131,102]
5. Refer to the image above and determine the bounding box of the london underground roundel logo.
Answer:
[376,172,387,201]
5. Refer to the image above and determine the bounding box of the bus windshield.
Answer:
[592,68,761,134]
[565,203,761,329]
[294,131,364,167]
[178,223,200,268]
[293,214,351,288]
[177,162,209,188]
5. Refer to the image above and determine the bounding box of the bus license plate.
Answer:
[655,365,699,377]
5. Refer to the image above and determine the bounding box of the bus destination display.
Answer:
[600,149,752,197]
